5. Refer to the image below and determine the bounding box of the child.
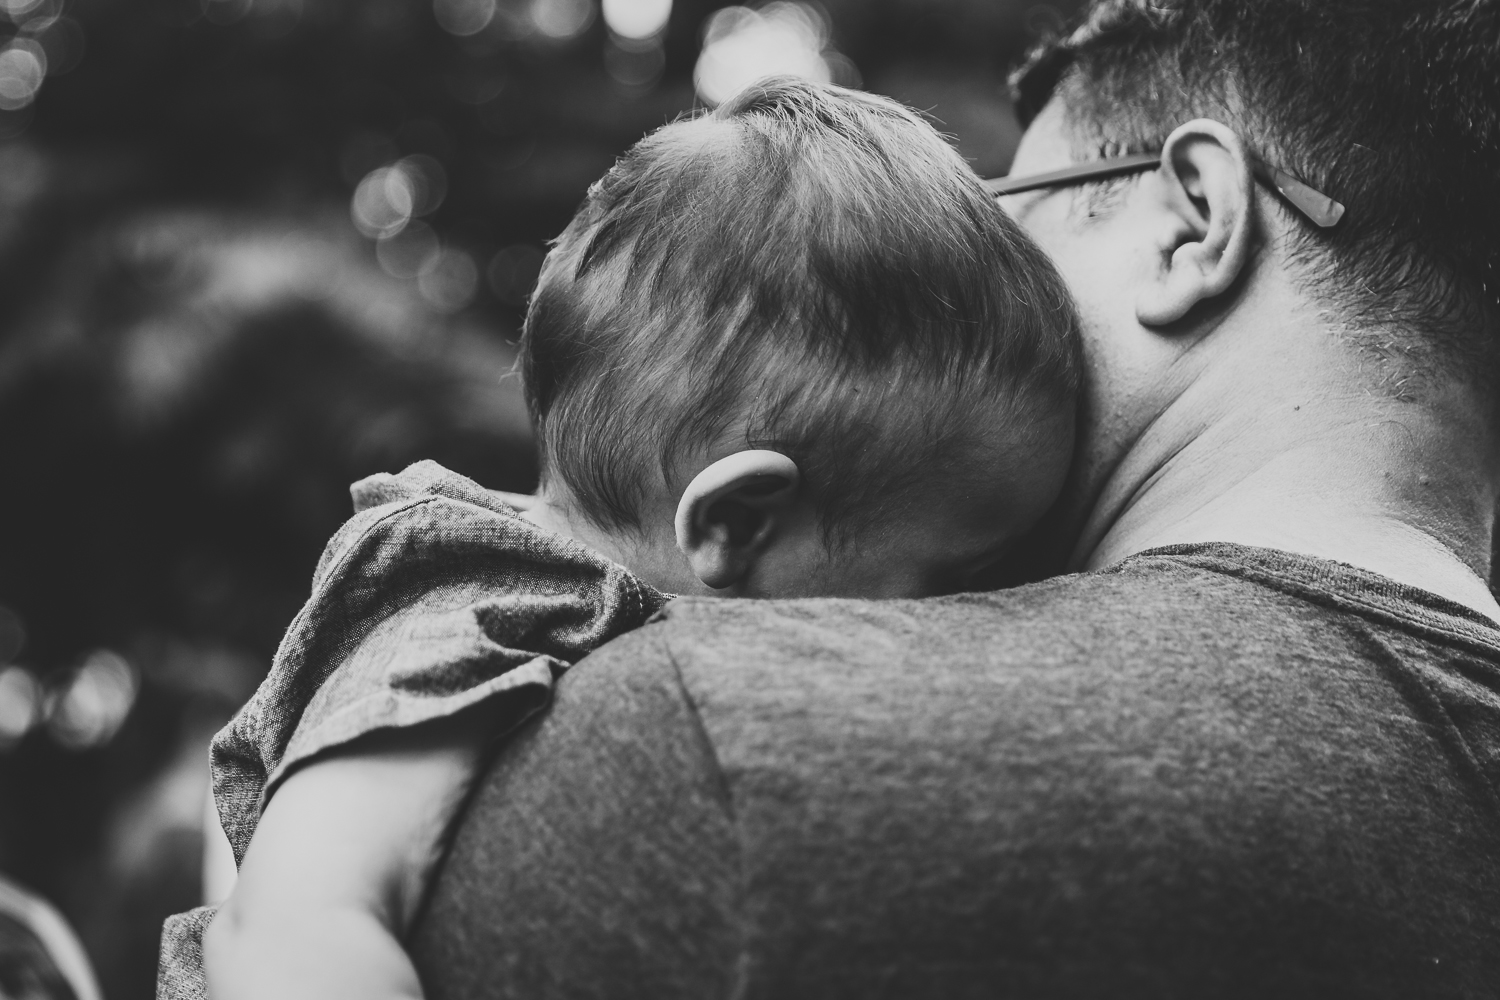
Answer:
[160,76,1080,998]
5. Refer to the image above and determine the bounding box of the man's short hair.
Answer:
[523,77,1079,542]
[1013,0,1500,392]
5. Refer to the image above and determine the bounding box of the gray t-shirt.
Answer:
[411,542,1500,999]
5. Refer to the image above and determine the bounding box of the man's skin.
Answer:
[1003,107,1500,617]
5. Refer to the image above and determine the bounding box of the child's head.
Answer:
[518,77,1080,598]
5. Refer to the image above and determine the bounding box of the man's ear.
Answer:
[1136,118,1256,327]
[674,450,800,590]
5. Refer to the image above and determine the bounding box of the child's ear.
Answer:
[674,450,801,590]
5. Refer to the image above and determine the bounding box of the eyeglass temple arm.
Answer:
[983,153,1162,196]
[985,153,1345,228]
[1252,159,1345,228]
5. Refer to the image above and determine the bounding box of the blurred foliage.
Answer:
[0,0,1079,996]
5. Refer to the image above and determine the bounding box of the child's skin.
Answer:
[202,420,1071,1000]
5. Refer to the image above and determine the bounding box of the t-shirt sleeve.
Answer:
[410,625,743,1000]
[207,461,667,863]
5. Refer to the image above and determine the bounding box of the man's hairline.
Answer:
[1026,63,1484,401]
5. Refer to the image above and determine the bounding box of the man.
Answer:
[406,0,1500,996]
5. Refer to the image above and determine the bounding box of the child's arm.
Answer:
[202,712,491,1000]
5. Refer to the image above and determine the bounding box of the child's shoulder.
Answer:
[301,460,668,669]
[312,460,534,588]
[348,458,518,516]
[308,460,666,610]
[210,461,669,861]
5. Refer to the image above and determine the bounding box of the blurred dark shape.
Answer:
[871,63,1022,178]
[0,875,101,1000]
[605,34,665,88]
[0,210,536,1000]
[377,219,442,278]
[339,131,400,186]
[0,606,24,663]
[32,17,87,77]
[0,916,74,1000]
[1023,2,1067,41]
[487,243,545,306]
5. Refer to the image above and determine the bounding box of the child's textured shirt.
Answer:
[156,460,667,1000]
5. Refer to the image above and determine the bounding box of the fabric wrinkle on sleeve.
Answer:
[208,460,668,864]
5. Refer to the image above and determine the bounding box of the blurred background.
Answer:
[0,0,1081,996]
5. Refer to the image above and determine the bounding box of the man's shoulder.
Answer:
[611,543,1500,783]
[644,545,1302,679]
[428,544,1500,998]
[642,542,1500,681]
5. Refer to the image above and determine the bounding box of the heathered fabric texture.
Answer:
[412,543,1500,1000]
[155,461,666,1000]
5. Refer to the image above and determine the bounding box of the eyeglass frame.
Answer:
[985,151,1345,229]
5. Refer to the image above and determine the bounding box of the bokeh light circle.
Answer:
[418,248,479,313]
[0,39,47,111]
[530,0,595,40]
[601,0,669,40]
[0,666,40,749]
[434,0,496,37]
[46,649,138,751]
[400,154,448,216]
[0,0,48,21]
[351,164,416,239]
[693,2,832,107]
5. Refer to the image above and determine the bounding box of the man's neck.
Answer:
[1072,350,1500,623]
